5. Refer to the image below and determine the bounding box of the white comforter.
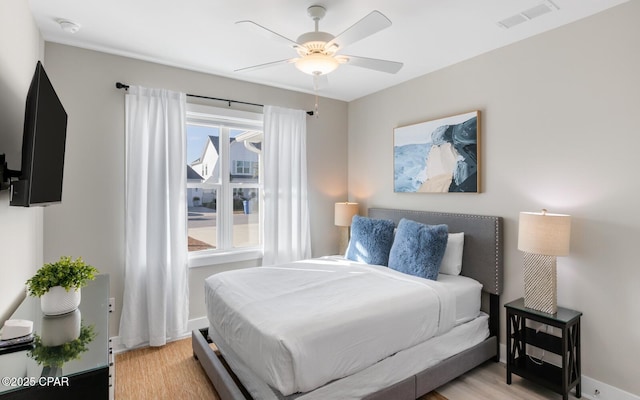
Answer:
[205,257,456,396]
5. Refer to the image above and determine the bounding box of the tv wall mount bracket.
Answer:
[0,154,20,191]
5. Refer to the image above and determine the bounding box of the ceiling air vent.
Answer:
[497,14,528,29]
[497,1,559,29]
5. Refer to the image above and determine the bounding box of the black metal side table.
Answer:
[505,297,582,400]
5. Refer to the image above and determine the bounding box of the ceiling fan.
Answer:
[235,5,403,88]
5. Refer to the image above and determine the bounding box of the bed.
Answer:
[193,208,503,400]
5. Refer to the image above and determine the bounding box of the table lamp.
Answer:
[518,209,571,314]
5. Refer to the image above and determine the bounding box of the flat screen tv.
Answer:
[10,61,68,207]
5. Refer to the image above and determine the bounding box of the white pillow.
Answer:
[439,232,464,275]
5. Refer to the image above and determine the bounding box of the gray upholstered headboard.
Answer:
[368,208,503,295]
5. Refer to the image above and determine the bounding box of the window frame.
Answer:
[233,160,254,175]
[186,104,264,268]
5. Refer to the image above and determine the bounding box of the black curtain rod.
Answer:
[115,82,314,116]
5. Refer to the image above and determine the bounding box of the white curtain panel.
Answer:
[120,86,189,348]
[262,105,312,265]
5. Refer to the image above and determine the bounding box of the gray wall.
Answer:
[0,0,44,326]
[348,2,639,395]
[41,43,349,336]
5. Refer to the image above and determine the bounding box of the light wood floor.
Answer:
[437,361,581,400]
[115,337,579,400]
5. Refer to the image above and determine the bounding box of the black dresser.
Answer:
[0,274,111,400]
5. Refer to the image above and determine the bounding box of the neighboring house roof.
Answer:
[187,165,203,181]
[210,135,242,149]
[209,135,221,152]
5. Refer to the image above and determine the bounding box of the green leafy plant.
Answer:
[28,324,96,368]
[26,256,99,297]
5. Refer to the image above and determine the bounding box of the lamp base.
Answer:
[338,226,350,255]
[523,252,557,314]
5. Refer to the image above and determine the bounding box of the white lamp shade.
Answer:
[518,210,571,256]
[335,202,359,226]
[295,54,339,75]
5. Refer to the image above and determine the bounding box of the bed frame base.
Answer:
[364,337,497,400]
[193,329,250,400]
[193,328,497,400]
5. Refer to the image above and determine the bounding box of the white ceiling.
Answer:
[28,0,627,102]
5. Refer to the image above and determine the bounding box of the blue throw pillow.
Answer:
[345,215,395,266]
[388,218,449,280]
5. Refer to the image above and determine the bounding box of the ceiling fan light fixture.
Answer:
[295,53,339,75]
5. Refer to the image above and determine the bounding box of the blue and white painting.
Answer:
[394,111,479,193]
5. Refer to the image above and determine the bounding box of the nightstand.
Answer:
[505,298,582,400]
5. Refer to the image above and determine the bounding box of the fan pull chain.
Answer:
[312,72,320,118]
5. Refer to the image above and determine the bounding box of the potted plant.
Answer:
[26,256,99,315]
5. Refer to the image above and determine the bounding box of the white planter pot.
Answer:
[40,309,81,347]
[41,286,81,316]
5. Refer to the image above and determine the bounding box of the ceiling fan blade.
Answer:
[235,58,297,73]
[325,11,392,51]
[236,20,300,49]
[337,55,403,74]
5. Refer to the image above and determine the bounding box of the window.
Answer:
[186,104,263,265]
[234,160,257,175]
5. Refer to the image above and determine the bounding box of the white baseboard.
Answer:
[499,344,638,400]
[581,376,640,400]
[110,316,210,354]
[187,316,209,332]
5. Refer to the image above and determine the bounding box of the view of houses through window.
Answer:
[186,108,262,254]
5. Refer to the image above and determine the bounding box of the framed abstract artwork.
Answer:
[394,110,480,193]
